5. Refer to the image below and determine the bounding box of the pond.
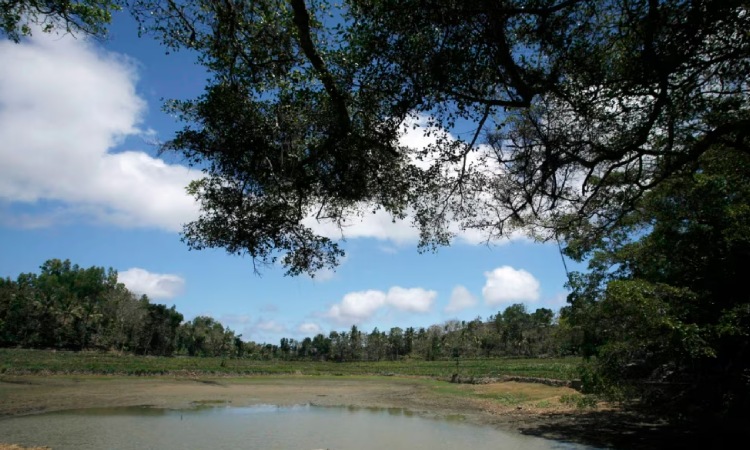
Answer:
[0,404,600,449]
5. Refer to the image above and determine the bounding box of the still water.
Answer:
[0,404,597,449]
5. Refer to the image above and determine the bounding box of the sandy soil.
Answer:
[0,375,735,449]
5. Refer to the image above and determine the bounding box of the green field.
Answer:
[0,349,580,380]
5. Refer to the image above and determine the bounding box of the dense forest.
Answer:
[0,260,183,356]
[0,259,574,361]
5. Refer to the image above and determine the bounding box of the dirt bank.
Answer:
[0,375,733,449]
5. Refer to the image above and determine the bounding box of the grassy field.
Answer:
[0,349,580,380]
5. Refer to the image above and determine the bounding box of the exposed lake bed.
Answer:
[0,403,600,450]
[0,375,732,449]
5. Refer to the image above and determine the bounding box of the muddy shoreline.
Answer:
[0,375,735,449]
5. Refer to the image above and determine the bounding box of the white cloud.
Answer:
[302,209,419,245]
[386,286,436,313]
[326,290,387,325]
[118,268,185,300]
[297,322,323,335]
[0,31,199,231]
[445,285,478,313]
[325,286,437,325]
[482,266,540,305]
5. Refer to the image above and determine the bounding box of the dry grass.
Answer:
[470,382,600,413]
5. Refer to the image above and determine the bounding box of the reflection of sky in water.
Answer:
[0,404,601,450]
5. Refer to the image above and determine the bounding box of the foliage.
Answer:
[564,148,750,419]
[130,0,750,275]
[178,316,237,357]
[1,0,121,42]
[0,259,182,355]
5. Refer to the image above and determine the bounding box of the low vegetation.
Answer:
[0,348,579,380]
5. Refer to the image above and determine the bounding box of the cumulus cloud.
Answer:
[325,287,437,325]
[482,266,540,305]
[445,285,478,313]
[326,290,387,325]
[118,268,185,300]
[386,286,435,313]
[297,322,323,335]
[0,31,199,231]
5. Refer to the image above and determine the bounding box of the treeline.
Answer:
[0,259,185,355]
[0,259,250,357]
[0,259,577,360]
[264,305,571,362]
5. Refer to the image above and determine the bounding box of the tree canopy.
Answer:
[0,259,184,354]
[1,0,121,42]
[564,146,750,418]
[131,0,750,275]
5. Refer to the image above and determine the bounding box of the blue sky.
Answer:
[0,12,583,344]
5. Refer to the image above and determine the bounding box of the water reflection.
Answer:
[0,404,600,450]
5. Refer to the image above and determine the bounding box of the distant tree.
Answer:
[97,283,145,352]
[499,304,531,356]
[348,325,362,361]
[329,330,345,361]
[297,336,313,358]
[279,337,292,359]
[311,333,331,360]
[463,317,487,358]
[425,325,443,361]
[403,327,415,356]
[527,308,555,356]
[387,327,404,360]
[0,275,34,346]
[441,320,466,360]
[0,258,196,355]
[366,327,386,361]
[138,300,183,356]
[179,316,235,357]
